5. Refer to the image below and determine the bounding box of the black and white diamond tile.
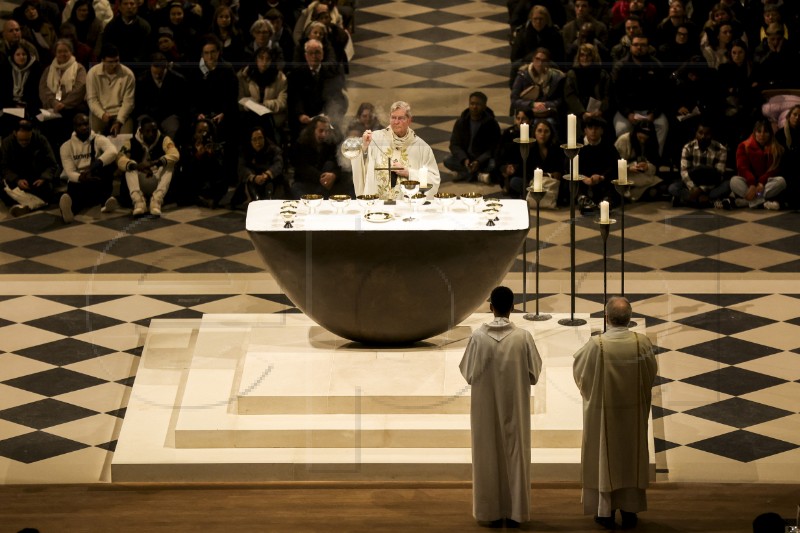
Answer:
[0,0,798,486]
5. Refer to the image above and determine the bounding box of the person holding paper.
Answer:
[614,120,663,202]
[0,119,58,216]
[355,100,440,200]
[237,45,288,140]
[444,91,501,183]
[564,43,611,130]
[38,39,87,148]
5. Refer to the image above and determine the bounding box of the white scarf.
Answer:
[46,55,78,95]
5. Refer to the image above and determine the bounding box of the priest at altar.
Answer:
[353,100,441,200]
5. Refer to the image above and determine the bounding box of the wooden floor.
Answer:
[2,482,798,532]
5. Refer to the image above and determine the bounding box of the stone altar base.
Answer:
[112,313,655,482]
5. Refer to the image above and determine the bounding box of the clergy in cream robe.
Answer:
[459,288,542,525]
[573,297,658,520]
[353,101,440,200]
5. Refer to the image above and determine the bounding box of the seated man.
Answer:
[134,53,187,143]
[290,115,352,199]
[116,115,180,217]
[286,38,347,138]
[85,44,136,136]
[572,116,620,213]
[611,34,669,155]
[0,119,59,216]
[172,119,227,209]
[444,92,501,183]
[669,122,730,208]
[58,113,118,223]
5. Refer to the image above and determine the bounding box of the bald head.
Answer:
[3,20,22,44]
[605,296,632,327]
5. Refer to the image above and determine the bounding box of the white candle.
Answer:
[618,159,628,184]
[573,155,579,180]
[418,165,428,188]
[600,200,609,223]
[520,123,529,142]
[567,114,576,147]
[533,168,543,192]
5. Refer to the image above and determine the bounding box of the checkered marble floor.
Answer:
[0,0,798,485]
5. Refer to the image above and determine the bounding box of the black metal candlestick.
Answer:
[560,143,586,327]
[524,189,551,321]
[612,179,637,327]
[514,137,533,313]
[594,217,616,332]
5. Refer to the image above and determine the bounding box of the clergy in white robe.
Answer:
[353,100,440,200]
[459,286,542,526]
[573,296,658,529]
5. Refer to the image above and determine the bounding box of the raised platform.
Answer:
[111,313,655,482]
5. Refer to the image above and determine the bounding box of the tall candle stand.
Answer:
[514,137,534,313]
[524,189,552,321]
[594,217,616,332]
[560,143,586,327]
[612,179,637,327]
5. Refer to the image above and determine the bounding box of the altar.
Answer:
[246,199,530,344]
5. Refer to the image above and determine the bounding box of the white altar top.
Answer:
[246,198,529,232]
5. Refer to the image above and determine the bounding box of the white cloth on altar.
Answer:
[459,317,542,523]
[352,127,440,199]
[572,326,658,516]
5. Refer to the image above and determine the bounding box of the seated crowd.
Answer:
[1,0,799,222]
[0,0,358,220]
[473,0,800,212]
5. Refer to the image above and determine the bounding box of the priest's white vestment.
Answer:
[459,318,542,523]
[352,127,440,199]
[573,326,658,516]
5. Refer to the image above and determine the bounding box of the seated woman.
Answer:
[0,44,42,137]
[731,119,786,209]
[237,45,288,142]
[244,18,284,71]
[510,47,564,131]
[290,115,351,199]
[564,43,611,131]
[701,22,736,69]
[345,102,382,138]
[211,5,246,65]
[510,119,564,206]
[17,0,56,64]
[775,105,800,209]
[66,0,104,55]
[614,120,662,202]
[38,38,88,149]
[493,108,533,197]
[237,125,284,203]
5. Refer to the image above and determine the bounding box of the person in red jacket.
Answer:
[730,119,786,209]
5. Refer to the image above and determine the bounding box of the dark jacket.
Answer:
[0,129,58,187]
[135,68,188,124]
[612,52,666,117]
[448,107,501,166]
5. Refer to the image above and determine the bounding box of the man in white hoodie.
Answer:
[459,286,543,528]
[58,113,118,223]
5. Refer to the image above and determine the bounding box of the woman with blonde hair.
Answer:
[38,38,88,147]
[564,43,611,130]
[731,119,786,209]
